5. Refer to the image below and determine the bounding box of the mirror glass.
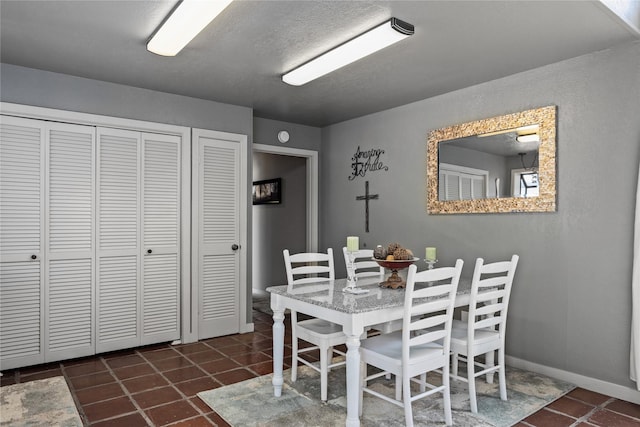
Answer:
[427,106,556,214]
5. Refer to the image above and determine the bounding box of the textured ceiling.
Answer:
[1,1,639,127]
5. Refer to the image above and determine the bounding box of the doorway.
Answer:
[252,144,318,295]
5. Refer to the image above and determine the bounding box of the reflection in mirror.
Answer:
[438,127,539,200]
[427,106,556,214]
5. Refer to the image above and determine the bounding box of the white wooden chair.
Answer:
[283,248,347,401]
[449,255,519,413]
[342,247,384,279]
[359,260,464,427]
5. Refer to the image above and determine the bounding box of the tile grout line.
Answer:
[135,345,216,424]
[571,396,616,427]
[87,353,157,426]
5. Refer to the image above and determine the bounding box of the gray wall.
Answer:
[320,40,640,390]
[0,64,253,136]
[254,117,322,152]
[252,153,307,294]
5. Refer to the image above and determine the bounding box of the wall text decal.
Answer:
[348,146,388,180]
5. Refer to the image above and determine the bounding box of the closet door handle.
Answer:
[231,244,239,251]
[147,249,152,254]
[31,255,37,260]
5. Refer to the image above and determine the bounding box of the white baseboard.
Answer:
[506,355,640,404]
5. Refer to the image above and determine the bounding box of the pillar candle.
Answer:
[347,236,359,252]
[425,247,436,261]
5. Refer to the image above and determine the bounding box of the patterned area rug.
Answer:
[0,376,82,427]
[199,364,574,427]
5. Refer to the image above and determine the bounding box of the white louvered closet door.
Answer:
[96,128,181,352]
[196,132,242,339]
[0,116,46,370]
[0,116,95,370]
[96,128,141,353]
[46,121,95,362]
[141,132,180,345]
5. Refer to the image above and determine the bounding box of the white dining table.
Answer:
[267,275,474,427]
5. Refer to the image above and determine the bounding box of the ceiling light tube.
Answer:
[516,134,540,143]
[147,0,233,57]
[479,124,540,138]
[282,18,414,86]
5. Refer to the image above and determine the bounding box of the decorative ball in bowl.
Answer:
[373,257,419,289]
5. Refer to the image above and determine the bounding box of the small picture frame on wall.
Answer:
[253,178,282,205]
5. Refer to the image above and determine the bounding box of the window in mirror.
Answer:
[427,106,556,214]
[513,170,539,198]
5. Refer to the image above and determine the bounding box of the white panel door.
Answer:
[96,127,141,353]
[141,132,181,344]
[195,131,243,339]
[45,122,95,362]
[0,116,46,369]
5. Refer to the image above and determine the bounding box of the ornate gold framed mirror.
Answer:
[427,106,556,214]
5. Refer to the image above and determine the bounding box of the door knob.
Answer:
[147,249,152,254]
[31,255,37,260]
[231,244,239,251]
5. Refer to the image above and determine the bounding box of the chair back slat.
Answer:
[477,276,509,289]
[474,315,502,330]
[475,289,505,304]
[289,251,334,263]
[411,313,449,331]
[412,282,455,299]
[284,248,335,286]
[479,260,514,274]
[411,299,452,321]
[413,266,459,283]
[402,260,464,366]
[410,329,447,346]
[467,255,518,340]
[475,301,504,318]
[291,265,332,276]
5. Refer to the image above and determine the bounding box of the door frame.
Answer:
[252,144,318,253]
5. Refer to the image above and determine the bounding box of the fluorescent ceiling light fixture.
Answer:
[282,18,414,86]
[516,133,540,143]
[147,0,233,57]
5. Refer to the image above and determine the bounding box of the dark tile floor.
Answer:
[2,308,639,426]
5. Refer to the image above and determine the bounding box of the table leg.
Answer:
[345,333,361,427]
[485,350,495,384]
[272,308,285,397]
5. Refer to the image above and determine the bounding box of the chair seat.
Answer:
[296,318,345,338]
[361,330,447,372]
[450,320,500,346]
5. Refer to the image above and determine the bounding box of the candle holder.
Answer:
[343,251,369,294]
[424,258,438,270]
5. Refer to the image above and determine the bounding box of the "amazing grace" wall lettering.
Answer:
[348,146,389,180]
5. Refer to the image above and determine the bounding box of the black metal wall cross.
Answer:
[356,181,378,233]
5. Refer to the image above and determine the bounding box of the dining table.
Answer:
[267,274,476,427]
